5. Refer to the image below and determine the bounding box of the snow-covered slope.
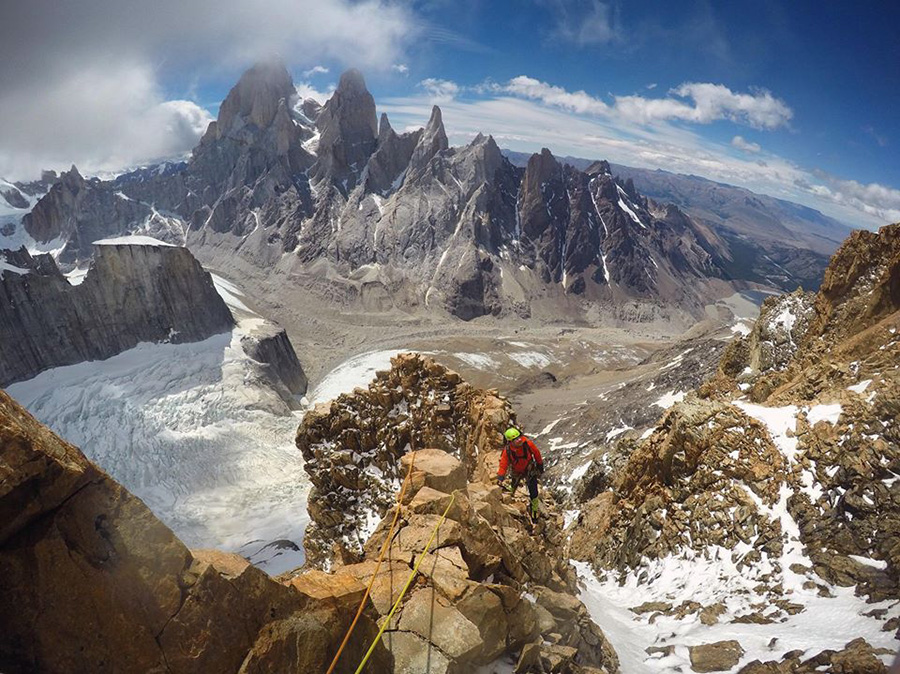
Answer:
[6,321,310,575]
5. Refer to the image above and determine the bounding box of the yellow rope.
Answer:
[353,491,457,674]
[324,451,417,674]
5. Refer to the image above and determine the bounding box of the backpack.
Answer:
[505,437,533,470]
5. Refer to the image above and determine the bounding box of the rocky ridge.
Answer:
[0,241,234,386]
[11,63,782,324]
[297,353,514,568]
[567,223,900,670]
[0,389,388,674]
[292,356,622,672]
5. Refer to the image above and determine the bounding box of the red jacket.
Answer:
[498,436,543,477]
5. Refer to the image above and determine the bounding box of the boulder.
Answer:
[384,631,457,674]
[397,587,483,662]
[456,585,508,661]
[402,448,467,494]
[287,569,366,612]
[690,641,745,672]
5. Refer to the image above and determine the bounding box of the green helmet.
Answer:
[504,427,521,441]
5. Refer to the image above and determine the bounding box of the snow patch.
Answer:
[311,349,407,404]
[507,351,551,369]
[616,185,646,229]
[653,390,686,410]
[730,321,752,336]
[93,235,176,247]
[453,352,500,370]
[606,423,633,442]
[65,266,90,286]
[212,273,254,315]
[567,461,592,483]
[847,379,872,394]
[0,253,29,278]
[574,553,899,674]
[807,403,842,426]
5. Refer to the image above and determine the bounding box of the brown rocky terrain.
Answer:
[297,353,516,568]
[294,353,623,672]
[566,223,900,670]
[0,389,387,673]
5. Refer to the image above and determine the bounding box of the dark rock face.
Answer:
[22,167,155,263]
[240,323,309,397]
[0,390,388,674]
[311,69,378,190]
[0,242,234,386]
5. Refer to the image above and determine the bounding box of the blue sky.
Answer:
[2,0,898,227]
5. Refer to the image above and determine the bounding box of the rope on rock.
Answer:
[324,451,417,674]
[353,491,457,674]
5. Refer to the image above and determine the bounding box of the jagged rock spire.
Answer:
[312,68,378,187]
[378,112,394,142]
[406,106,449,180]
[216,60,295,134]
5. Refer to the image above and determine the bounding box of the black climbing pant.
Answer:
[510,469,539,500]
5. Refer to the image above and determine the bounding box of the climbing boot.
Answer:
[529,497,540,522]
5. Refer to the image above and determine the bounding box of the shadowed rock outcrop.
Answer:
[240,322,308,397]
[0,390,389,674]
[0,242,234,386]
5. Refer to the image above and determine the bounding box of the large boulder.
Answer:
[690,641,745,672]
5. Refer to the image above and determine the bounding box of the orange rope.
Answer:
[324,445,417,674]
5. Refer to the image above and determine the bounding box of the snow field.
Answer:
[7,322,311,575]
[575,554,900,673]
[310,349,408,404]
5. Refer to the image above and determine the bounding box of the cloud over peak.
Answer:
[0,62,212,180]
[0,0,418,179]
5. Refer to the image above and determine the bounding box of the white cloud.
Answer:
[0,0,418,179]
[615,83,792,129]
[732,135,761,153]
[295,82,335,105]
[302,65,329,77]
[800,175,900,224]
[494,76,793,131]
[419,78,460,102]
[0,62,212,180]
[501,76,610,115]
[392,64,410,75]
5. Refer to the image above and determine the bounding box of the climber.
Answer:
[497,427,544,522]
